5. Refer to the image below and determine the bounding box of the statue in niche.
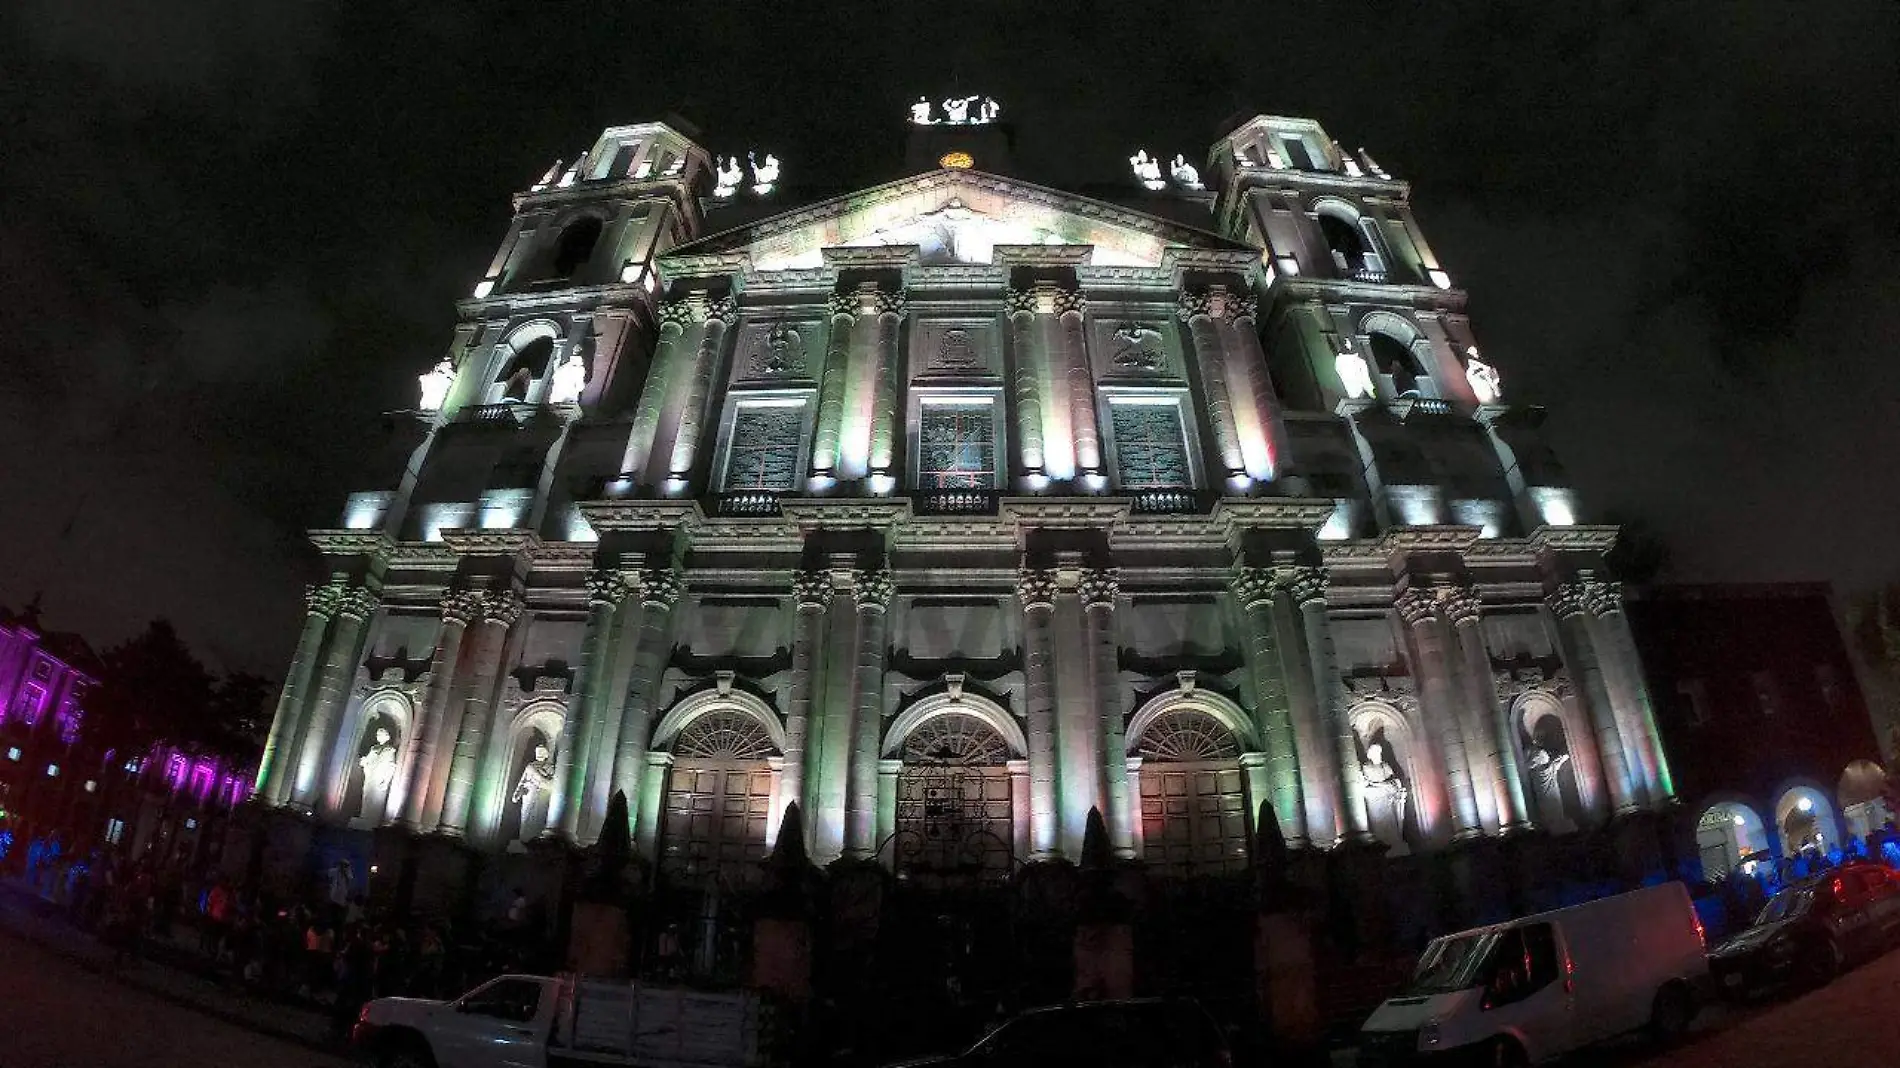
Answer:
[752,323,808,376]
[512,741,556,840]
[1359,739,1410,851]
[1169,154,1202,190]
[1335,348,1376,400]
[1111,324,1167,371]
[417,357,455,411]
[941,95,976,124]
[1129,149,1164,190]
[356,725,399,823]
[1464,347,1503,404]
[910,97,936,124]
[548,349,587,404]
[1523,714,1582,833]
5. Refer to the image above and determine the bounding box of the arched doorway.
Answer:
[893,711,1013,882]
[1695,801,1768,878]
[1838,760,1892,841]
[1131,707,1249,877]
[1772,785,1840,857]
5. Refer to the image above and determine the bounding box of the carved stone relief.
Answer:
[912,319,999,376]
[739,321,811,379]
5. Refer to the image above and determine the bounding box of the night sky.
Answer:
[3,1,1896,675]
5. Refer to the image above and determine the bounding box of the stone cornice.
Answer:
[1381,525,1484,556]
[533,542,598,571]
[308,530,393,558]
[1271,277,1467,313]
[778,498,912,530]
[439,528,541,559]
[1000,498,1132,530]
[993,244,1094,269]
[689,518,804,552]
[821,246,920,271]
[383,542,458,568]
[1529,524,1620,555]
[577,499,704,532]
[1210,498,1338,533]
[455,284,648,321]
[892,517,1014,552]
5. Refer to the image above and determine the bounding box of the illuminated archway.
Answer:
[1694,798,1768,878]
[1771,784,1841,856]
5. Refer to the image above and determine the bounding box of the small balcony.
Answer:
[1130,487,1207,515]
[710,491,784,517]
[912,489,1000,516]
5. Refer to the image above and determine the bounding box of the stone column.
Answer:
[1445,587,1531,832]
[1080,568,1132,856]
[611,568,685,832]
[780,570,833,834]
[1178,290,1245,483]
[623,302,694,487]
[581,594,646,842]
[1054,586,1100,854]
[866,289,906,485]
[1007,289,1046,488]
[550,570,630,840]
[1008,759,1034,861]
[402,589,482,829]
[1294,571,1371,843]
[290,585,379,811]
[437,590,523,836]
[1395,587,1482,840]
[1280,567,1347,845]
[1547,583,1638,814]
[257,581,341,805]
[1582,580,1676,803]
[876,759,901,864]
[1231,568,1307,846]
[1055,286,1103,483]
[844,569,894,858]
[808,295,856,485]
[1239,752,1273,834]
[635,750,673,857]
[1018,567,1061,859]
[665,295,736,488]
[1224,296,1292,483]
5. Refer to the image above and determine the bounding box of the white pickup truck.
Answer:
[352,974,771,1068]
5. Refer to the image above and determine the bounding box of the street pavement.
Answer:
[0,931,352,1068]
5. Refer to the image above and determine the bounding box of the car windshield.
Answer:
[1756,888,1813,926]
[1407,931,1497,995]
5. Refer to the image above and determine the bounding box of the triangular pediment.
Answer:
[673,169,1251,273]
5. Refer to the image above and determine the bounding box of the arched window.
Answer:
[894,711,1013,880]
[491,333,557,404]
[1316,201,1388,281]
[1133,708,1248,877]
[552,216,604,279]
[659,707,780,880]
[1368,331,1427,399]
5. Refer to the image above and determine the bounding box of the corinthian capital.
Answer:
[1578,578,1624,618]
[656,299,702,329]
[1048,285,1086,317]
[1227,294,1259,322]
[1545,583,1588,620]
[1229,567,1276,611]
[1017,568,1058,611]
[872,287,908,319]
[483,590,526,628]
[304,581,345,618]
[853,569,895,611]
[585,569,632,608]
[1440,586,1482,626]
[704,293,738,323]
[1078,568,1120,611]
[440,589,485,625]
[824,290,858,319]
[1175,288,1219,322]
[793,569,834,610]
[1278,566,1329,606]
[1393,587,1439,628]
[335,586,381,622]
[1005,287,1038,316]
[640,568,685,610]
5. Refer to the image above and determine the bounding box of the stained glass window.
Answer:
[1110,400,1192,488]
[722,402,805,490]
[918,400,996,489]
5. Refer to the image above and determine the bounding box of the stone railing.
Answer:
[711,491,784,517]
[912,489,1000,516]
[1130,487,1205,514]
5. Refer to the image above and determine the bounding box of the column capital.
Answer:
[1176,288,1222,322]
[1229,566,1277,610]
[1545,582,1589,620]
[482,590,526,628]
[1005,286,1038,317]
[1078,567,1120,611]
[704,293,738,324]
[1577,577,1623,618]
[1049,284,1086,317]
[1393,586,1439,628]
[1017,567,1058,610]
[335,585,381,622]
[852,569,895,612]
[793,569,834,610]
[1227,293,1259,322]
[639,568,685,610]
[1441,586,1482,626]
[872,286,908,319]
[656,298,702,329]
[584,569,633,608]
[1276,565,1329,606]
[304,581,345,619]
[440,589,485,625]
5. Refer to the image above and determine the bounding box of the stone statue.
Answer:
[1464,347,1503,404]
[1335,348,1376,400]
[941,95,976,124]
[548,349,587,404]
[1129,149,1164,190]
[748,151,780,193]
[714,156,744,197]
[512,742,556,839]
[977,97,1000,123]
[910,96,936,124]
[1360,741,1409,848]
[1168,154,1202,190]
[357,726,398,822]
[417,357,454,411]
[1525,745,1574,832]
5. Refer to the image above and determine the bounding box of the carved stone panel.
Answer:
[910,317,1000,378]
[732,319,819,383]
[1090,318,1179,380]
[900,598,1006,661]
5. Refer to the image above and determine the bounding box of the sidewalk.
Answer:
[0,881,344,1055]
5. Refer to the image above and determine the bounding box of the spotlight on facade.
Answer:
[4,747,16,761]
[84,780,97,793]
[46,764,58,777]
[1798,796,1814,812]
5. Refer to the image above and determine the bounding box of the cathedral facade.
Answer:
[250,109,1678,903]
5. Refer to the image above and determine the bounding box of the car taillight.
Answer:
[358,1002,375,1022]
[1692,913,1707,950]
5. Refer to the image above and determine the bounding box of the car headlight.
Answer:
[1420,1020,1442,1048]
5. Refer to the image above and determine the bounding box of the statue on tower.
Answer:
[909,96,936,125]
[1128,149,1165,190]
[1464,347,1503,404]
[1168,154,1202,190]
[417,357,455,411]
[1335,347,1376,401]
[941,95,976,124]
[714,156,744,198]
[977,97,1000,123]
[548,349,587,404]
[748,152,780,195]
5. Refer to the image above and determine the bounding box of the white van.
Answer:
[1357,882,1708,1066]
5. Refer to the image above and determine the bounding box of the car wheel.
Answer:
[1488,1037,1529,1067]
[1649,984,1692,1044]
[1802,939,1843,987]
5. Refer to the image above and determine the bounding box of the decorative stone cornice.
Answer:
[308,530,393,559]
[439,528,541,560]
[638,568,685,610]
[1000,498,1130,531]
[1078,568,1120,610]
[1494,666,1575,704]
[779,498,911,531]
[1380,525,1484,557]
[1278,566,1329,607]
[1440,586,1482,626]
[440,589,485,625]
[577,499,703,533]
[1343,673,1420,714]
[1393,586,1439,627]
[335,586,381,622]
[584,569,632,608]
[1229,567,1277,610]
[1529,524,1620,555]
[482,590,526,628]
[853,569,895,611]
[793,569,834,610]
[1209,498,1338,537]
[1017,568,1058,611]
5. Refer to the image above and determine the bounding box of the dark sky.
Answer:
[4,1,1896,675]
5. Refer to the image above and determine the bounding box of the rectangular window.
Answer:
[917,399,998,489]
[719,399,807,491]
[1109,398,1194,489]
[1280,136,1317,170]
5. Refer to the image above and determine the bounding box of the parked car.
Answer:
[889,998,1233,1068]
[1708,860,1900,998]
[1358,882,1707,1066]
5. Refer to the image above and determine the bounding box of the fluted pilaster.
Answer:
[1055,286,1102,483]
[551,570,631,840]
[1232,567,1306,846]
[1547,582,1638,814]
[1278,566,1347,845]
[1179,290,1245,481]
[400,589,482,829]
[612,569,685,834]
[624,301,696,488]
[1444,587,1530,832]
[845,569,894,857]
[809,293,856,483]
[1395,586,1482,840]
[290,584,379,811]
[437,590,523,836]
[257,581,341,805]
[780,569,833,835]
[867,289,906,483]
[1006,289,1046,487]
[665,295,736,488]
[1080,568,1131,855]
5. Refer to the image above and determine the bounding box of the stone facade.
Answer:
[252,115,1677,902]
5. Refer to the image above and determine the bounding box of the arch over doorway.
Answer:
[1694,798,1768,878]
[1126,693,1250,877]
[883,690,1027,761]
[1771,783,1841,856]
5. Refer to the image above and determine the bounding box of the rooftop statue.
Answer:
[1129,149,1165,190]
[549,349,587,405]
[417,357,455,411]
[1464,347,1503,404]
[910,96,935,124]
[714,156,744,198]
[1169,154,1202,190]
